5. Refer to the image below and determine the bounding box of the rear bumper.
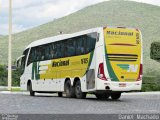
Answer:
[109,81,142,91]
[96,79,142,92]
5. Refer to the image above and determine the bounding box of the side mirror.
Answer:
[16,59,20,68]
[16,55,25,68]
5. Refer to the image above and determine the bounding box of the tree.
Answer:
[150,42,160,61]
[0,65,7,86]
[0,64,20,86]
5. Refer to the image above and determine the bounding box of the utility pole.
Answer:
[8,0,12,91]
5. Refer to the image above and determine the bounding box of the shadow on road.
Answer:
[24,93,124,102]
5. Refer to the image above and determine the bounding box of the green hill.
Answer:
[0,35,3,38]
[0,0,160,76]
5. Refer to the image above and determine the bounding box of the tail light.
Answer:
[97,63,107,80]
[137,64,142,81]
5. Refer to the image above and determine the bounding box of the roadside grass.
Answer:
[142,84,160,92]
[142,75,160,92]
[11,87,20,92]
[0,87,20,92]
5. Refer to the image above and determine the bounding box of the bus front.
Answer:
[100,27,142,92]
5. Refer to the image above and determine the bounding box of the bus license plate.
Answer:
[119,83,126,87]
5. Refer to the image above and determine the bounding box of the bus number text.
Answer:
[81,58,88,64]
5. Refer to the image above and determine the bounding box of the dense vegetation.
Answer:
[146,42,160,91]
[150,42,160,60]
[0,65,20,86]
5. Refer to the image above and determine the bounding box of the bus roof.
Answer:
[25,27,103,50]
[25,26,139,50]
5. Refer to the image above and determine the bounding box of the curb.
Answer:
[123,91,160,95]
[0,91,29,95]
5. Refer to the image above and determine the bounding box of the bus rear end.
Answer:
[97,27,142,93]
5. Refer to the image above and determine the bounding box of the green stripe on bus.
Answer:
[117,64,129,67]
[105,46,119,81]
[84,50,94,76]
[32,62,40,80]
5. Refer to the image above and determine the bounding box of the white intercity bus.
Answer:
[17,26,142,100]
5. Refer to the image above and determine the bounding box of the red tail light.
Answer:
[137,64,142,81]
[97,63,107,80]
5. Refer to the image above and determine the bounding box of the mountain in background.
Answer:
[0,0,160,76]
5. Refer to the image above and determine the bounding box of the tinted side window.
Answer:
[86,32,97,53]
[22,48,29,67]
[20,48,29,72]
[50,43,56,59]
[44,44,51,60]
[55,42,61,58]
[61,40,68,58]
[23,49,29,57]
[76,36,85,55]
[49,42,62,59]
[27,48,36,65]
[38,46,45,61]
[67,38,76,57]
[27,32,97,63]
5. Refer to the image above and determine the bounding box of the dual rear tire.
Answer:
[95,93,109,100]
[64,80,75,98]
[75,81,86,99]
[110,92,121,100]
[64,80,86,99]
[95,92,121,100]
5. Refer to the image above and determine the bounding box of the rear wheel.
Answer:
[29,82,35,96]
[64,80,75,98]
[58,92,63,97]
[110,92,121,100]
[95,93,109,100]
[75,81,86,99]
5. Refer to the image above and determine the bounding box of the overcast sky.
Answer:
[0,0,160,35]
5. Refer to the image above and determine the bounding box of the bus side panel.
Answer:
[25,60,63,92]
[94,29,111,91]
[20,48,31,91]
[81,47,97,92]
[94,45,109,90]
[20,63,32,91]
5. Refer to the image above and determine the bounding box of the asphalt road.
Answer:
[0,92,159,114]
